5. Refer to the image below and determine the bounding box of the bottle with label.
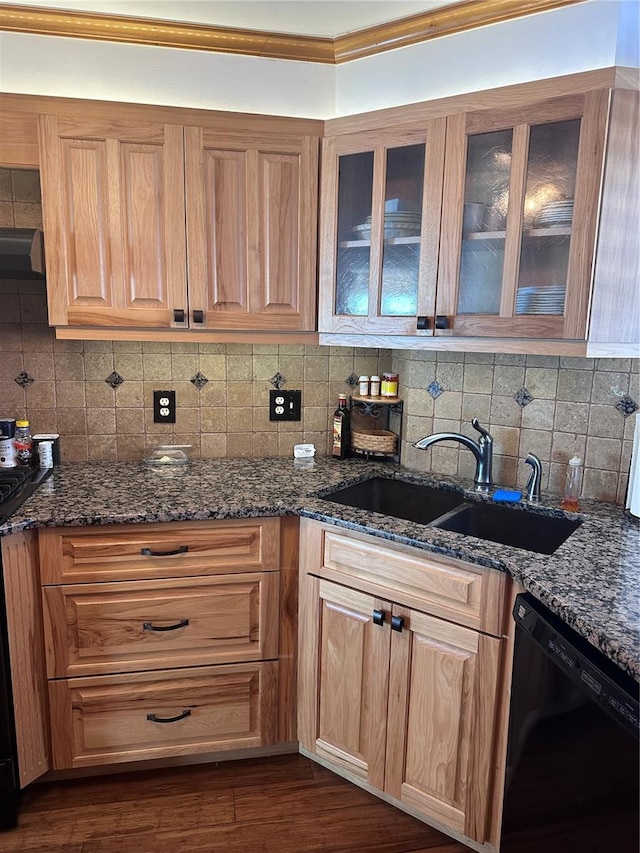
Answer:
[561,456,582,512]
[0,418,17,468]
[332,393,351,459]
[369,375,381,397]
[14,419,33,467]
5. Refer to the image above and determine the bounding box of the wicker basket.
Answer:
[351,429,397,455]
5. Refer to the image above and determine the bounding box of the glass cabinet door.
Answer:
[438,92,608,340]
[319,123,446,335]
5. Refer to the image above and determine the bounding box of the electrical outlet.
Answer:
[269,389,302,421]
[153,390,176,424]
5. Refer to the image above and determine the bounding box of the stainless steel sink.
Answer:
[319,477,465,525]
[431,502,581,554]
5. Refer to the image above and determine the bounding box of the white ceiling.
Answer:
[0,1,467,38]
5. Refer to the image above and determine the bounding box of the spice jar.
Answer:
[369,375,380,396]
[358,375,370,397]
[381,372,399,397]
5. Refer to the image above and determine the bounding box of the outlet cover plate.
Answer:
[269,389,301,421]
[153,390,176,424]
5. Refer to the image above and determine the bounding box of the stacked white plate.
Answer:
[516,285,566,315]
[535,199,574,226]
[353,211,421,239]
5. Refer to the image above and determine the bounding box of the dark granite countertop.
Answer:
[1,457,638,682]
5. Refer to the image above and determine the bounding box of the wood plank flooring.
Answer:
[3,754,468,853]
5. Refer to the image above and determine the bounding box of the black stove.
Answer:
[0,466,51,525]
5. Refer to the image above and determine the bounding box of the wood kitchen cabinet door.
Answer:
[185,126,318,331]
[38,113,188,328]
[385,605,502,845]
[436,91,609,340]
[298,576,390,789]
[318,122,446,336]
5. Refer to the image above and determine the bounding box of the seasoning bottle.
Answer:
[381,372,399,398]
[369,375,381,396]
[358,375,370,397]
[0,418,17,468]
[332,393,351,459]
[561,456,582,512]
[14,419,33,467]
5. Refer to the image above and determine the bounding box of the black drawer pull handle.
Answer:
[416,315,430,330]
[391,615,405,633]
[140,546,189,557]
[173,308,185,323]
[435,314,448,330]
[372,609,386,626]
[146,710,191,724]
[143,619,189,632]
[193,309,205,324]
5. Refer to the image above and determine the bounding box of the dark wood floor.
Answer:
[4,754,468,853]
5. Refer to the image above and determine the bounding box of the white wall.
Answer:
[335,0,627,115]
[0,0,636,118]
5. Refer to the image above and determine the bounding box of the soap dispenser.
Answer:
[561,456,582,512]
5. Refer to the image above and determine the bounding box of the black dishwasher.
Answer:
[502,592,639,852]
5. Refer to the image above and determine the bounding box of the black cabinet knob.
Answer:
[416,316,431,330]
[391,615,405,633]
[435,315,448,330]
[173,308,186,323]
[193,310,205,324]
[372,609,386,626]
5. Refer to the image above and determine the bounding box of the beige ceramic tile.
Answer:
[55,381,86,408]
[142,353,172,380]
[253,432,279,457]
[88,435,118,462]
[171,353,199,379]
[551,432,586,464]
[115,408,145,435]
[199,354,226,380]
[490,395,522,428]
[200,407,227,433]
[591,371,629,404]
[83,351,114,381]
[25,409,57,434]
[227,407,253,433]
[489,425,520,457]
[554,401,589,434]
[87,408,116,435]
[519,428,552,461]
[492,365,525,395]
[0,352,23,380]
[587,405,625,440]
[226,432,254,457]
[0,170,12,201]
[521,399,555,430]
[463,363,494,394]
[524,367,558,399]
[582,468,619,502]
[433,391,462,420]
[116,434,147,462]
[21,323,54,352]
[13,203,42,229]
[53,353,85,381]
[11,170,40,202]
[435,361,464,388]
[461,393,491,424]
[226,355,253,380]
[61,436,88,462]
[200,433,227,459]
[252,355,280,381]
[226,381,253,407]
[556,368,593,402]
[0,201,14,226]
[585,436,622,472]
[85,381,116,409]
[57,408,87,435]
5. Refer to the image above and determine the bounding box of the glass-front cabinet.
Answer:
[319,91,609,343]
[436,91,608,338]
[318,122,447,335]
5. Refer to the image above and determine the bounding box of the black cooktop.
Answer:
[0,466,51,524]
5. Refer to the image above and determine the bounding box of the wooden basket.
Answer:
[351,429,397,455]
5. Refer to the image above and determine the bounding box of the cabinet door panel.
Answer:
[298,576,389,788]
[186,128,317,331]
[38,114,187,328]
[386,607,501,844]
[43,572,279,677]
[437,92,608,340]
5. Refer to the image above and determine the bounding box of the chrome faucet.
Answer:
[524,453,542,502]
[413,418,494,492]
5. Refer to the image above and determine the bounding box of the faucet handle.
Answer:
[471,418,492,442]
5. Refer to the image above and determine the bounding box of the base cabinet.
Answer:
[298,519,510,850]
[39,519,286,770]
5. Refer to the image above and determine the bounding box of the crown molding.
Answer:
[0,0,585,65]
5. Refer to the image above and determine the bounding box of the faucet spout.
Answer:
[413,418,494,492]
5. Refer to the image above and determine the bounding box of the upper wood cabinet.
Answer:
[38,111,319,333]
[319,83,629,352]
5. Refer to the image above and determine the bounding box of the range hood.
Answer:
[0,228,45,279]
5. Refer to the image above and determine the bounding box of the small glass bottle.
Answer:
[332,393,351,459]
[14,419,33,467]
[561,456,582,512]
[369,375,381,397]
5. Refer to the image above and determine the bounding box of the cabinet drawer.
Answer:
[43,573,279,678]
[313,525,506,635]
[39,518,280,584]
[48,661,278,769]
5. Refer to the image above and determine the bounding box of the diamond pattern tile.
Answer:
[14,371,34,388]
[345,373,359,388]
[615,395,638,417]
[269,372,286,390]
[105,371,124,389]
[426,380,444,399]
[514,387,534,407]
[191,372,209,390]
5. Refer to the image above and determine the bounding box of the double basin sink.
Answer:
[319,477,581,555]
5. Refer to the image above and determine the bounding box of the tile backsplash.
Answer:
[1,168,637,503]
